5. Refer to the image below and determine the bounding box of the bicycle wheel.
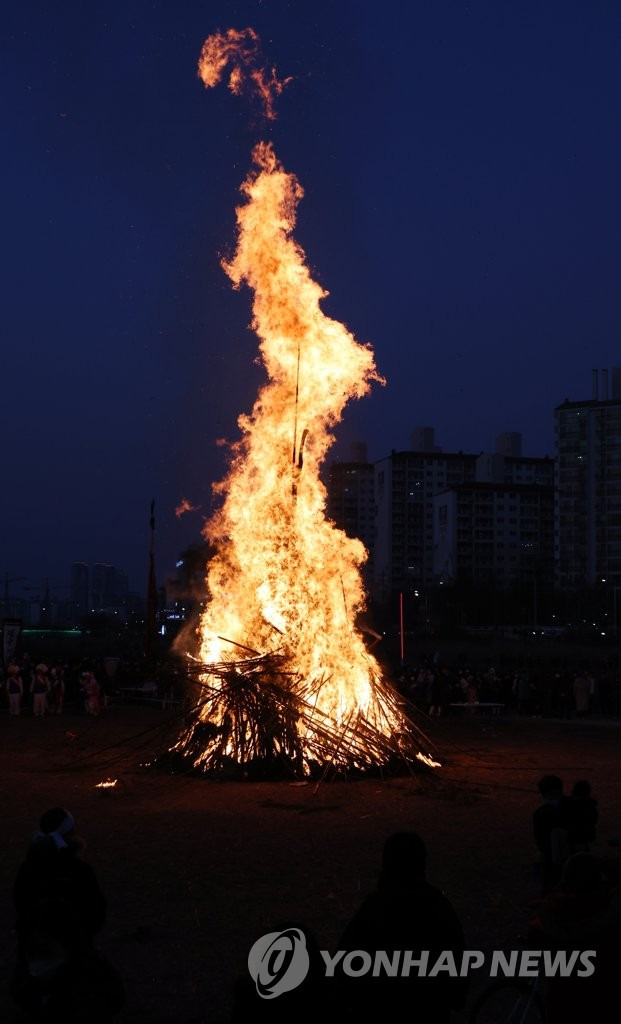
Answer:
[468,978,544,1024]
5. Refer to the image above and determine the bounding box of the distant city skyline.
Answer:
[2,366,616,606]
[1,420,548,606]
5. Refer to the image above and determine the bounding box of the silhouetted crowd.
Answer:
[397,659,621,718]
[0,656,185,718]
[8,775,621,1024]
[0,659,105,718]
[529,774,620,1022]
[3,650,621,722]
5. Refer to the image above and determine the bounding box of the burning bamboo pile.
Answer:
[174,654,438,778]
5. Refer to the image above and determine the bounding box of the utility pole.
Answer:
[145,500,157,661]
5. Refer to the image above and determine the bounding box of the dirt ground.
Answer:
[1,703,619,1023]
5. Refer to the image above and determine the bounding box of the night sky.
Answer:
[3,0,621,598]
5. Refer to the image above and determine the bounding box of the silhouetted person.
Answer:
[7,662,23,715]
[533,775,573,895]
[570,780,598,851]
[336,832,467,1021]
[11,807,123,1022]
[31,663,49,717]
[48,665,65,715]
[529,853,621,1024]
[429,672,449,716]
[573,671,590,718]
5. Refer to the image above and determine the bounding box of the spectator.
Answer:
[82,671,101,716]
[49,665,65,715]
[573,672,590,718]
[529,853,621,1024]
[7,663,23,716]
[11,807,123,1022]
[533,775,573,895]
[514,671,531,714]
[31,664,49,718]
[336,831,467,1022]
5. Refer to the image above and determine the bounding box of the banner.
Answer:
[2,618,22,666]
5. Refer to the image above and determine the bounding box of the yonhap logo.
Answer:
[247,937,597,999]
[248,927,310,999]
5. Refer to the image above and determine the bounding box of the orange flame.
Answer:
[197,27,291,120]
[181,142,438,771]
[199,142,383,689]
[175,31,439,774]
[416,752,442,769]
[175,497,201,518]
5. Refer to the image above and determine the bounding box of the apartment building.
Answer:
[556,367,621,588]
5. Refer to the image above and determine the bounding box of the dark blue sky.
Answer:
[3,0,621,597]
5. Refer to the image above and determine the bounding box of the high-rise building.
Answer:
[91,563,129,610]
[374,431,478,599]
[373,430,553,600]
[113,568,129,606]
[556,367,621,588]
[327,444,376,588]
[433,478,554,591]
[70,562,89,618]
[91,563,111,610]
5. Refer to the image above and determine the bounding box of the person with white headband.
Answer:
[11,807,124,1021]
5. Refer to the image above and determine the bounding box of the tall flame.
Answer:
[173,31,437,774]
[201,140,383,698]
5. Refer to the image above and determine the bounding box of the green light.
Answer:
[22,629,82,636]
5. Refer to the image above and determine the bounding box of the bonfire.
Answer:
[172,29,438,778]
